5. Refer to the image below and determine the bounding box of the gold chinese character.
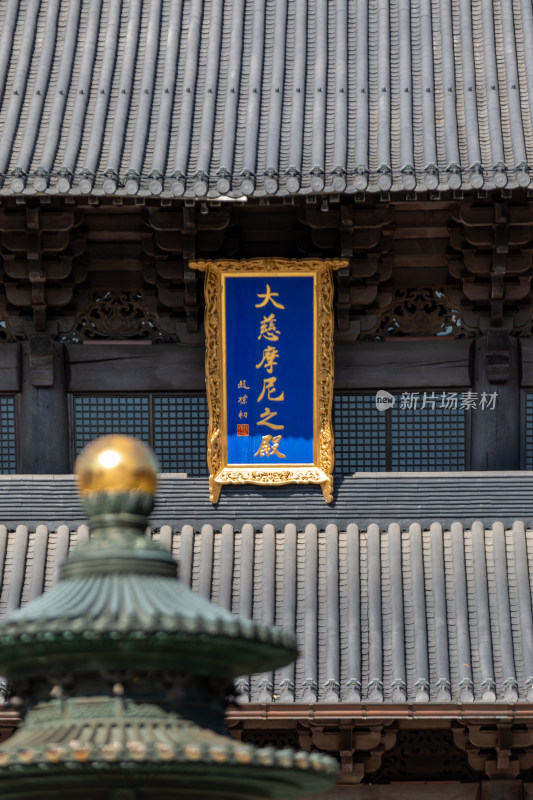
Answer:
[256,346,279,374]
[257,376,285,403]
[238,410,248,419]
[255,284,285,309]
[238,395,248,405]
[257,407,284,430]
[258,314,281,341]
[238,380,250,389]
[254,434,286,458]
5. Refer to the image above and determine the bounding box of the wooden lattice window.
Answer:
[333,392,467,474]
[71,394,208,477]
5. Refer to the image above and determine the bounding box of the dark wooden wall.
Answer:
[0,193,532,474]
[0,334,527,473]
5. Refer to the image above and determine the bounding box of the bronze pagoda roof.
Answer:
[1,0,533,198]
[0,436,338,798]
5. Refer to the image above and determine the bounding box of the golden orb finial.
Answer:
[75,435,158,496]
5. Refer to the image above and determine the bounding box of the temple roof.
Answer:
[1,0,533,198]
[1,475,533,706]
[0,518,532,705]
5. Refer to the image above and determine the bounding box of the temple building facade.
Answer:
[1,1,533,798]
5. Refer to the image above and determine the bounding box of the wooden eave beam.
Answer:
[227,702,533,722]
[8,703,530,732]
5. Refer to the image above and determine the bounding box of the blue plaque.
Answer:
[225,275,314,466]
[191,258,347,504]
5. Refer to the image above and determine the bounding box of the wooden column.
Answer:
[481,782,523,800]
[20,339,70,473]
[470,333,520,470]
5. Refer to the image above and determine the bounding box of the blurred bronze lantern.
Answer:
[0,436,338,799]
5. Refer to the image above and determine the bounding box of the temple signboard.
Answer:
[190,258,347,503]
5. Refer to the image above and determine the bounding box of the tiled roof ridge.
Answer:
[1,0,533,198]
[0,474,531,529]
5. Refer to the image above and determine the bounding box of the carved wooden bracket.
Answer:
[0,206,87,333]
[298,205,393,340]
[453,723,533,779]
[142,206,233,336]
[448,201,533,332]
[374,287,474,338]
[296,721,396,784]
[59,290,178,344]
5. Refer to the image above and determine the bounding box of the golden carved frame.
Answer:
[190,258,347,504]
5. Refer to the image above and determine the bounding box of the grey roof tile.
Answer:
[0,473,532,530]
[1,0,533,197]
[0,519,532,705]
